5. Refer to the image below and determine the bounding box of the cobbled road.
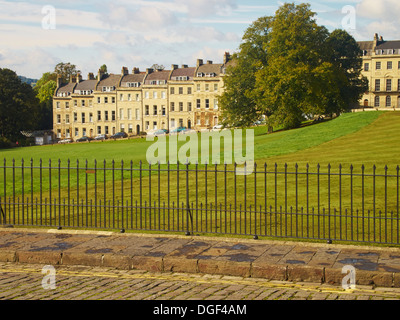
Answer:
[0,262,400,301]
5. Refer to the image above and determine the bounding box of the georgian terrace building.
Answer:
[358,34,400,109]
[53,53,232,140]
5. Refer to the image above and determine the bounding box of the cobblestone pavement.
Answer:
[1,262,400,301]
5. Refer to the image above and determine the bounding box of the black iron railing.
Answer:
[1,158,399,245]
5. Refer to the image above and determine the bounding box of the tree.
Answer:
[99,64,108,74]
[220,2,368,131]
[0,68,40,139]
[325,29,369,115]
[54,62,80,83]
[219,16,272,128]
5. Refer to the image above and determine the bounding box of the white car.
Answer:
[58,138,72,144]
[212,125,224,131]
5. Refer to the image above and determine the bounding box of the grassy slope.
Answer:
[262,111,400,174]
[0,111,384,167]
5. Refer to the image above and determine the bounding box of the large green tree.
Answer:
[0,68,40,139]
[220,2,368,130]
[220,16,272,128]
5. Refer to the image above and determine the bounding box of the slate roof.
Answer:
[96,74,121,90]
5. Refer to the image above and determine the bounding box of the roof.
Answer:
[120,73,146,87]
[197,63,223,76]
[56,82,76,94]
[96,74,121,90]
[75,80,97,92]
[145,70,170,84]
[170,67,196,79]
[377,40,400,50]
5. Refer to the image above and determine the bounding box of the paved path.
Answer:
[1,227,400,290]
[1,262,400,301]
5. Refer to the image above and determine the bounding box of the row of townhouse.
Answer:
[53,53,232,140]
[359,34,400,109]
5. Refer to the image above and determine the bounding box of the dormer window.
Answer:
[102,86,115,92]
[175,76,189,81]
[150,80,166,85]
[205,73,216,78]
[197,73,203,77]
[127,82,141,88]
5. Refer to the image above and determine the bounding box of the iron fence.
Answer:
[0,158,399,245]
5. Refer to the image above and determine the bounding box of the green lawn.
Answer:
[1,110,400,244]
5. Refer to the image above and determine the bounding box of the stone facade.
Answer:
[359,34,400,110]
[53,53,232,140]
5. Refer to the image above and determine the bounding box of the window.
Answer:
[97,111,101,121]
[97,126,101,135]
[187,87,192,95]
[179,102,183,112]
[136,94,140,102]
[112,97,116,104]
[179,87,183,95]
[388,61,393,70]
[128,124,133,134]
[105,111,109,121]
[376,62,381,70]
[128,108,132,120]
[97,97,101,103]
[214,84,218,92]
[105,126,109,135]
[120,109,124,120]
[386,96,392,107]
[374,96,380,107]
[56,102,60,109]
[214,99,218,109]
[66,114,70,124]
[188,102,192,112]
[81,113,85,123]
[153,106,157,116]
[398,79,400,92]
[205,99,210,109]
[153,91,157,99]
[162,106,166,116]
[66,129,70,138]
[127,82,140,88]
[197,118,201,125]
[145,121,150,130]
[74,113,77,122]
[89,113,93,123]
[170,87,175,95]
[74,100,78,107]
[145,105,149,116]
[89,100,92,107]
[81,100,85,107]
[153,122,157,130]
[196,84,201,92]
[387,79,392,92]
[75,128,79,137]
[56,114,61,124]
[197,99,201,109]
[375,79,381,91]
[179,119,183,127]
[170,102,175,112]
[104,97,108,104]
[120,94,124,101]
[135,109,140,120]
[65,102,69,109]
[112,111,116,121]
[57,129,61,138]
[205,84,209,92]
[145,92,149,99]
[171,118,175,128]
[161,91,166,99]
[128,94,131,101]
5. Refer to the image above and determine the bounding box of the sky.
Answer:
[0,0,399,79]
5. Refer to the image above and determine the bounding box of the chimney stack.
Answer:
[171,64,178,70]
[223,52,231,64]
[121,67,129,76]
[197,59,203,67]
[56,74,63,88]
[97,69,105,81]
[88,73,95,80]
[76,73,82,83]
[132,67,140,74]
[181,64,188,68]
[207,60,213,65]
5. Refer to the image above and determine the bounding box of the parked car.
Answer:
[58,138,72,144]
[94,134,108,141]
[111,132,128,139]
[76,136,93,142]
[170,127,187,134]
[212,124,224,131]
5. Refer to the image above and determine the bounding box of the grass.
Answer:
[1,110,400,245]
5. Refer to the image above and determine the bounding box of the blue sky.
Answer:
[0,0,398,79]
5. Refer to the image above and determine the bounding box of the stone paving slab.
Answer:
[1,227,400,288]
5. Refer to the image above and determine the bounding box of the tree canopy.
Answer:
[0,68,40,139]
[220,2,368,130]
